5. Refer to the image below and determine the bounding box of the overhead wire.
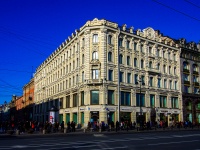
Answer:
[152,0,200,22]
[184,0,200,9]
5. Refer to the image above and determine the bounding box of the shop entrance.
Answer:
[90,111,99,124]
[120,112,131,122]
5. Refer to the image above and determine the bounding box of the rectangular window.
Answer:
[127,73,131,83]
[127,40,130,49]
[127,56,130,65]
[93,34,98,43]
[158,78,161,88]
[119,38,123,47]
[164,79,167,88]
[134,43,137,50]
[92,69,99,79]
[136,93,145,107]
[73,93,78,107]
[108,90,114,105]
[108,70,113,81]
[169,80,172,89]
[108,35,112,44]
[121,91,131,106]
[194,87,199,94]
[140,45,143,52]
[150,94,155,108]
[184,74,189,81]
[66,95,70,108]
[175,81,177,90]
[120,72,124,82]
[91,90,99,105]
[81,91,84,106]
[60,98,63,109]
[184,86,189,93]
[160,96,167,108]
[135,74,138,84]
[149,77,153,87]
[171,97,178,108]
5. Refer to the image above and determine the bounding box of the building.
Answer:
[34,18,182,127]
[15,96,24,122]
[177,38,200,124]
[22,78,34,121]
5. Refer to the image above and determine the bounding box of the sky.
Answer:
[0,0,199,104]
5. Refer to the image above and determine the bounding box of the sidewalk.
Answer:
[0,127,200,139]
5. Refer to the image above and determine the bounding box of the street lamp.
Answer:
[136,77,145,129]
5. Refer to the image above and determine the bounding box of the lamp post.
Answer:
[136,77,145,129]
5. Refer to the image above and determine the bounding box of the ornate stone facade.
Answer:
[177,38,200,124]
[34,18,182,127]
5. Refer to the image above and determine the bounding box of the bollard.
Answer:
[16,130,20,135]
[83,129,86,133]
[43,129,46,134]
[64,128,67,133]
[99,128,102,132]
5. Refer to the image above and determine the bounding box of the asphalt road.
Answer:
[0,130,200,150]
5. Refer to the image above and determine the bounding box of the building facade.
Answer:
[34,18,182,127]
[178,38,200,124]
[22,78,34,121]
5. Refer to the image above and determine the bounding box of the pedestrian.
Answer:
[116,121,119,132]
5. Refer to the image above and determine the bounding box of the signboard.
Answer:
[49,111,55,124]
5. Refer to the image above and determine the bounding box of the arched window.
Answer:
[82,72,84,82]
[108,52,112,62]
[163,65,166,73]
[174,67,176,75]
[169,66,171,74]
[82,38,85,47]
[134,58,137,67]
[82,54,84,64]
[92,51,98,60]
[119,54,123,64]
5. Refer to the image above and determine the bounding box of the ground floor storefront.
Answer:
[59,106,182,128]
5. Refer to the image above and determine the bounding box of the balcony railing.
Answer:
[147,68,160,75]
[183,69,190,73]
[193,71,199,75]
[184,80,190,85]
[86,79,103,85]
[193,82,199,86]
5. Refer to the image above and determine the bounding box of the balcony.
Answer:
[147,68,160,75]
[193,71,199,75]
[183,69,190,73]
[184,80,190,85]
[148,53,155,58]
[86,79,103,85]
[193,82,199,86]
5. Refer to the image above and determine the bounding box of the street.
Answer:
[0,130,200,150]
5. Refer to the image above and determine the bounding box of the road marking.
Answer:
[148,140,199,146]
[93,134,105,137]
[92,146,128,150]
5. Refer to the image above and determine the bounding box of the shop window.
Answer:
[91,90,99,105]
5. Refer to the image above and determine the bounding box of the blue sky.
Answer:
[0,0,199,104]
